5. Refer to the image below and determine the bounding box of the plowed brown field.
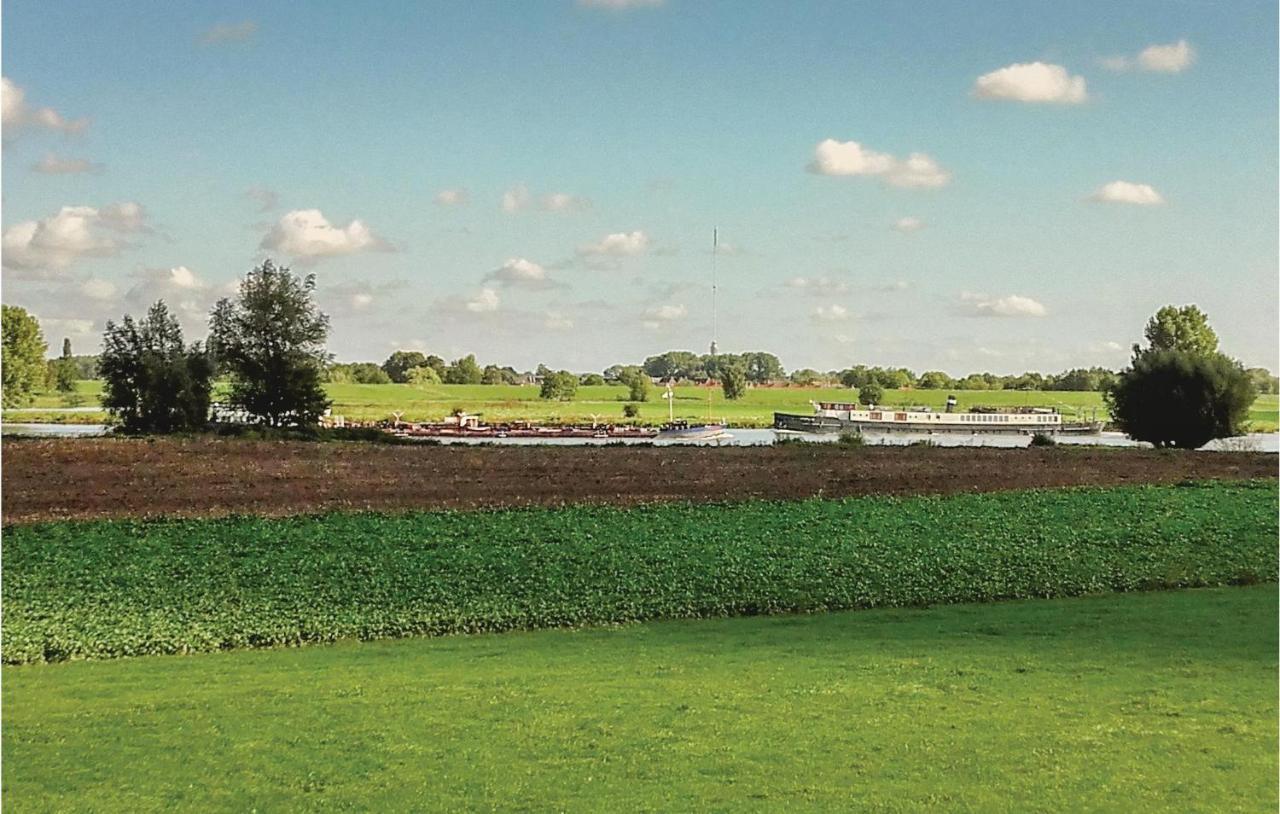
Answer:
[2,438,1274,524]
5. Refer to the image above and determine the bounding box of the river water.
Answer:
[3,422,1276,452]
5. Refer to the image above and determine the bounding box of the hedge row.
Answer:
[4,481,1276,663]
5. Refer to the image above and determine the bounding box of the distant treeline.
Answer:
[54,348,1280,394]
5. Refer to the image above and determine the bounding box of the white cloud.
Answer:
[960,292,1048,317]
[1088,180,1165,206]
[1,77,89,139]
[540,192,590,212]
[544,312,574,331]
[1105,40,1195,74]
[434,188,469,206]
[1139,40,1196,73]
[577,0,663,8]
[892,216,925,233]
[813,304,849,322]
[785,276,850,296]
[200,21,257,45]
[484,257,559,289]
[501,184,532,213]
[808,139,951,188]
[32,153,101,174]
[2,202,148,277]
[37,316,96,345]
[124,266,215,327]
[643,303,686,325]
[578,230,650,257]
[466,288,500,313]
[972,62,1088,104]
[80,278,117,300]
[259,209,391,261]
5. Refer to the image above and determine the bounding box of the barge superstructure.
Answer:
[774,400,1103,436]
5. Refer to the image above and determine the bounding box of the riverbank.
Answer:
[3,437,1275,523]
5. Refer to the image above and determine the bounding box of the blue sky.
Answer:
[3,0,1276,373]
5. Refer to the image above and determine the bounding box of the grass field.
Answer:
[8,380,1280,430]
[4,586,1275,812]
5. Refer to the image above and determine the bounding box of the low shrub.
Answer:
[837,431,866,448]
[3,481,1275,663]
[1030,432,1057,447]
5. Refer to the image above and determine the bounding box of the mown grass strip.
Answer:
[4,481,1276,663]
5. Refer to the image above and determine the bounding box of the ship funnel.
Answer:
[945,394,957,413]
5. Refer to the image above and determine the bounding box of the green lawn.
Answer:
[4,586,1275,812]
[9,380,1278,431]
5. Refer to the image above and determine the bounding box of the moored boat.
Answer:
[774,399,1103,436]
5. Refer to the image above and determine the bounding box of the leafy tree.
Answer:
[481,364,506,385]
[539,370,578,401]
[100,301,213,433]
[643,350,704,381]
[618,366,651,402]
[742,351,784,384]
[382,350,428,383]
[407,365,442,386]
[720,361,748,400]
[348,362,391,384]
[790,368,822,386]
[580,373,606,386]
[445,354,483,384]
[1245,367,1279,395]
[424,354,447,379]
[622,403,640,418]
[603,364,625,381]
[208,259,331,427]
[1140,305,1219,357]
[858,383,884,406]
[1107,349,1254,449]
[1,305,47,407]
[873,368,913,389]
[917,370,954,389]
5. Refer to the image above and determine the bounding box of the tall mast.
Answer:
[710,227,718,357]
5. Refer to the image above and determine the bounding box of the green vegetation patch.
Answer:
[4,587,1277,811]
[4,481,1276,663]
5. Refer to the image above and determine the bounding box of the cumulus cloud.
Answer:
[259,209,391,262]
[1102,40,1196,73]
[1088,180,1165,206]
[540,192,590,212]
[2,77,89,140]
[784,276,850,296]
[2,202,149,277]
[245,186,278,212]
[972,62,1088,104]
[807,139,951,188]
[124,266,216,327]
[892,216,925,233]
[813,304,849,322]
[483,257,562,289]
[200,21,257,45]
[960,292,1048,317]
[466,288,500,313]
[577,230,650,257]
[641,302,686,329]
[32,153,102,175]
[501,184,532,213]
[434,188,468,206]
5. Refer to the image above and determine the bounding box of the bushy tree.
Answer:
[618,366,651,402]
[1245,367,1278,395]
[580,373,606,386]
[348,362,391,384]
[917,370,954,389]
[382,350,428,383]
[1107,349,1254,449]
[2,305,47,407]
[539,370,578,401]
[100,301,213,433]
[643,350,704,381]
[1140,305,1218,357]
[209,260,331,427]
[858,383,884,406]
[406,365,442,386]
[790,368,822,386]
[720,362,748,400]
[481,364,506,385]
[742,351,784,384]
[622,403,640,418]
[444,354,483,384]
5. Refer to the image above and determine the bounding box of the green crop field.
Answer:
[3,586,1275,812]
[5,481,1275,663]
[7,379,1279,431]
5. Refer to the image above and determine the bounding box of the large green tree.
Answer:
[1107,349,1254,449]
[209,260,331,427]
[444,354,483,384]
[539,370,578,401]
[1,305,48,407]
[382,350,428,383]
[99,301,213,433]
[1139,305,1219,357]
[720,361,748,400]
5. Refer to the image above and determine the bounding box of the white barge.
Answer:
[774,399,1103,436]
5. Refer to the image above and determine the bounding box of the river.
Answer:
[3,422,1276,452]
